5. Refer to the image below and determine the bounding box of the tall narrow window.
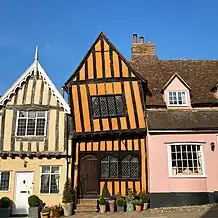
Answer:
[0,171,10,191]
[40,166,60,194]
[122,155,139,178]
[101,155,118,178]
[91,95,125,118]
[16,111,47,136]
[169,144,204,176]
[168,91,187,106]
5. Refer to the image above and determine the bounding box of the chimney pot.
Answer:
[140,36,144,44]
[133,33,138,43]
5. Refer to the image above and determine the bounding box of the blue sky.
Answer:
[1,0,218,94]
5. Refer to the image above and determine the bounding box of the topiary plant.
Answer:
[28,195,41,207]
[99,197,106,205]
[101,184,110,198]
[116,198,125,207]
[62,178,74,203]
[0,197,11,208]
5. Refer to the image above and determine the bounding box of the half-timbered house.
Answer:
[65,33,148,210]
[0,48,71,215]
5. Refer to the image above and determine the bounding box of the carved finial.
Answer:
[34,46,38,60]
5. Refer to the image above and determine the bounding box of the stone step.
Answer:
[77,199,97,205]
[76,204,97,210]
[74,208,98,214]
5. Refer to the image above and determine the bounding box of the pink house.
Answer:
[132,34,218,208]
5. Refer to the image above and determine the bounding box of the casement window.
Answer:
[40,166,60,194]
[168,143,204,176]
[91,95,125,118]
[0,171,10,191]
[168,91,187,106]
[100,155,139,179]
[121,155,139,178]
[16,111,47,136]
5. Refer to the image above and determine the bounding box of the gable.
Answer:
[65,32,146,85]
[0,59,70,113]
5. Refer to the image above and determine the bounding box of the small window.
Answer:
[122,155,139,178]
[0,171,10,191]
[91,95,125,118]
[169,144,204,176]
[16,111,47,136]
[40,166,60,194]
[168,91,187,106]
[101,155,118,178]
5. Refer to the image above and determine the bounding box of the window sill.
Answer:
[169,175,207,178]
[39,193,60,195]
[100,178,140,181]
[0,190,10,192]
[15,136,47,142]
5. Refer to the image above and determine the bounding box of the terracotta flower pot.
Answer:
[49,210,54,218]
[41,214,49,218]
[135,204,142,212]
[99,205,106,213]
[108,200,115,212]
[53,209,61,217]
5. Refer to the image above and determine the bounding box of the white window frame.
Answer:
[40,165,61,194]
[167,91,188,106]
[15,111,48,137]
[0,171,11,192]
[167,143,206,178]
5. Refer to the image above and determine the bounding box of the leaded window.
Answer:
[91,95,125,118]
[121,155,139,178]
[16,111,47,136]
[101,155,118,178]
[40,166,60,194]
[169,144,204,176]
[168,91,187,106]
[0,171,10,191]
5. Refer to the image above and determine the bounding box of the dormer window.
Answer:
[168,91,187,106]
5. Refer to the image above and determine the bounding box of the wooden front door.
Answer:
[80,155,98,198]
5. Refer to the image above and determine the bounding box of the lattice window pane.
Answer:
[107,96,116,116]
[0,172,10,191]
[17,119,27,136]
[99,96,108,117]
[122,161,130,177]
[92,97,101,118]
[101,162,109,178]
[37,111,46,118]
[110,156,118,178]
[36,119,46,135]
[50,175,59,193]
[40,175,50,193]
[131,157,139,177]
[115,96,124,116]
[27,119,36,135]
[28,111,36,118]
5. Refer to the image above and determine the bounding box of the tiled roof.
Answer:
[147,109,218,130]
[131,57,218,106]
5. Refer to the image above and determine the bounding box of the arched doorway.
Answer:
[79,155,98,198]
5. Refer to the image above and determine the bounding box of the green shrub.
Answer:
[62,178,74,203]
[115,198,125,207]
[101,185,110,198]
[134,199,143,206]
[99,197,106,205]
[28,195,41,207]
[139,191,149,203]
[0,197,11,208]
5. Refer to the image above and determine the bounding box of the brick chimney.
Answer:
[131,34,155,60]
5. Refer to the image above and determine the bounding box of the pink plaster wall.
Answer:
[147,133,218,193]
[163,77,191,107]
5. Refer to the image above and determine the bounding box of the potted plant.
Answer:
[125,189,135,212]
[101,185,110,198]
[0,197,11,217]
[139,191,149,210]
[28,195,41,218]
[107,195,116,212]
[134,199,143,212]
[115,197,125,212]
[62,178,74,216]
[40,207,50,218]
[53,205,62,218]
[99,197,106,214]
